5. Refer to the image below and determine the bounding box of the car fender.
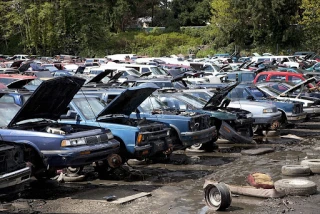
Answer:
[13,140,47,167]
[169,124,182,140]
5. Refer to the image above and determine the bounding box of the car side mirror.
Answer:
[246,95,255,100]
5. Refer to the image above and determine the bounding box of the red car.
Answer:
[253,71,306,84]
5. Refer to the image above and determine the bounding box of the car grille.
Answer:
[85,134,109,145]
[140,124,169,144]
[191,115,211,131]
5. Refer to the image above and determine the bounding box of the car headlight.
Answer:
[61,138,86,147]
[263,108,273,113]
[107,131,114,139]
[246,113,253,118]
[167,130,170,136]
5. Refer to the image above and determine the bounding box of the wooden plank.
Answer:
[110,192,152,204]
[241,148,274,155]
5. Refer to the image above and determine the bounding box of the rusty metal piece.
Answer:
[107,154,122,168]
[270,121,280,130]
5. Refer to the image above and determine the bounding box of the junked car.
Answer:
[78,85,217,151]
[0,76,121,179]
[0,140,31,198]
[62,83,173,161]
[155,83,254,144]
[256,78,320,119]
[226,85,306,126]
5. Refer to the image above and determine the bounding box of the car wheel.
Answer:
[281,165,311,176]
[301,159,320,174]
[274,179,317,196]
[204,182,232,210]
[66,166,84,175]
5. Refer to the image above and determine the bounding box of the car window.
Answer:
[0,95,15,103]
[256,75,267,83]
[288,76,303,84]
[242,73,255,82]
[189,92,211,101]
[0,104,20,126]
[270,75,285,81]
[141,68,150,73]
[227,73,237,81]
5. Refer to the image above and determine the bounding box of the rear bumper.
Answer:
[42,139,120,168]
[0,167,31,196]
[219,121,253,144]
[180,126,217,147]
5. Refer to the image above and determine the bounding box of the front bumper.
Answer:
[219,121,253,144]
[0,167,31,197]
[253,112,282,126]
[286,112,308,123]
[133,137,173,158]
[180,126,217,147]
[304,106,320,118]
[42,139,120,168]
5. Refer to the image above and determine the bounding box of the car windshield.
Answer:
[260,86,280,97]
[125,69,140,76]
[189,91,212,101]
[0,104,20,127]
[288,57,297,62]
[73,97,105,120]
[248,87,267,98]
[140,96,168,112]
[150,67,167,75]
[242,73,256,82]
[175,93,206,108]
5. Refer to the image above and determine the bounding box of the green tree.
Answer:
[299,0,320,51]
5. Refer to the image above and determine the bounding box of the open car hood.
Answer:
[203,82,239,109]
[8,76,85,127]
[6,78,35,89]
[97,83,159,117]
[86,70,112,84]
[279,77,316,97]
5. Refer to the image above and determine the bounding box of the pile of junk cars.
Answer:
[1,53,320,199]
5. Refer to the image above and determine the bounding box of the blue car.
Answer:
[78,84,217,151]
[227,84,307,125]
[0,76,121,179]
[61,83,173,161]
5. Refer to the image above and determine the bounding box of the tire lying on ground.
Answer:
[274,179,317,196]
[281,165,311,176]
[301,159,320,174]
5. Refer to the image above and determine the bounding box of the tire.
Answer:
[204,182,232,211]
[66,166,83,175]
[301,159,320,174]
[281,165,311,176]
[191,141,219,152]
[274,179,317,196]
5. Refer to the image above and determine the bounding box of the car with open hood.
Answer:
[0,140,31,199]
[0,76,121,179]
[256,78,320,119]
[155,82,254,144]
[77,84,217,151]
[61,83,173,161]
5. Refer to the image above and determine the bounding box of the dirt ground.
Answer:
[2,121,320,214]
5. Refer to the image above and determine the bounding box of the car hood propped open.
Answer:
[97,83,159,117]
[8,76,86,127]
[203,82,239,109]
